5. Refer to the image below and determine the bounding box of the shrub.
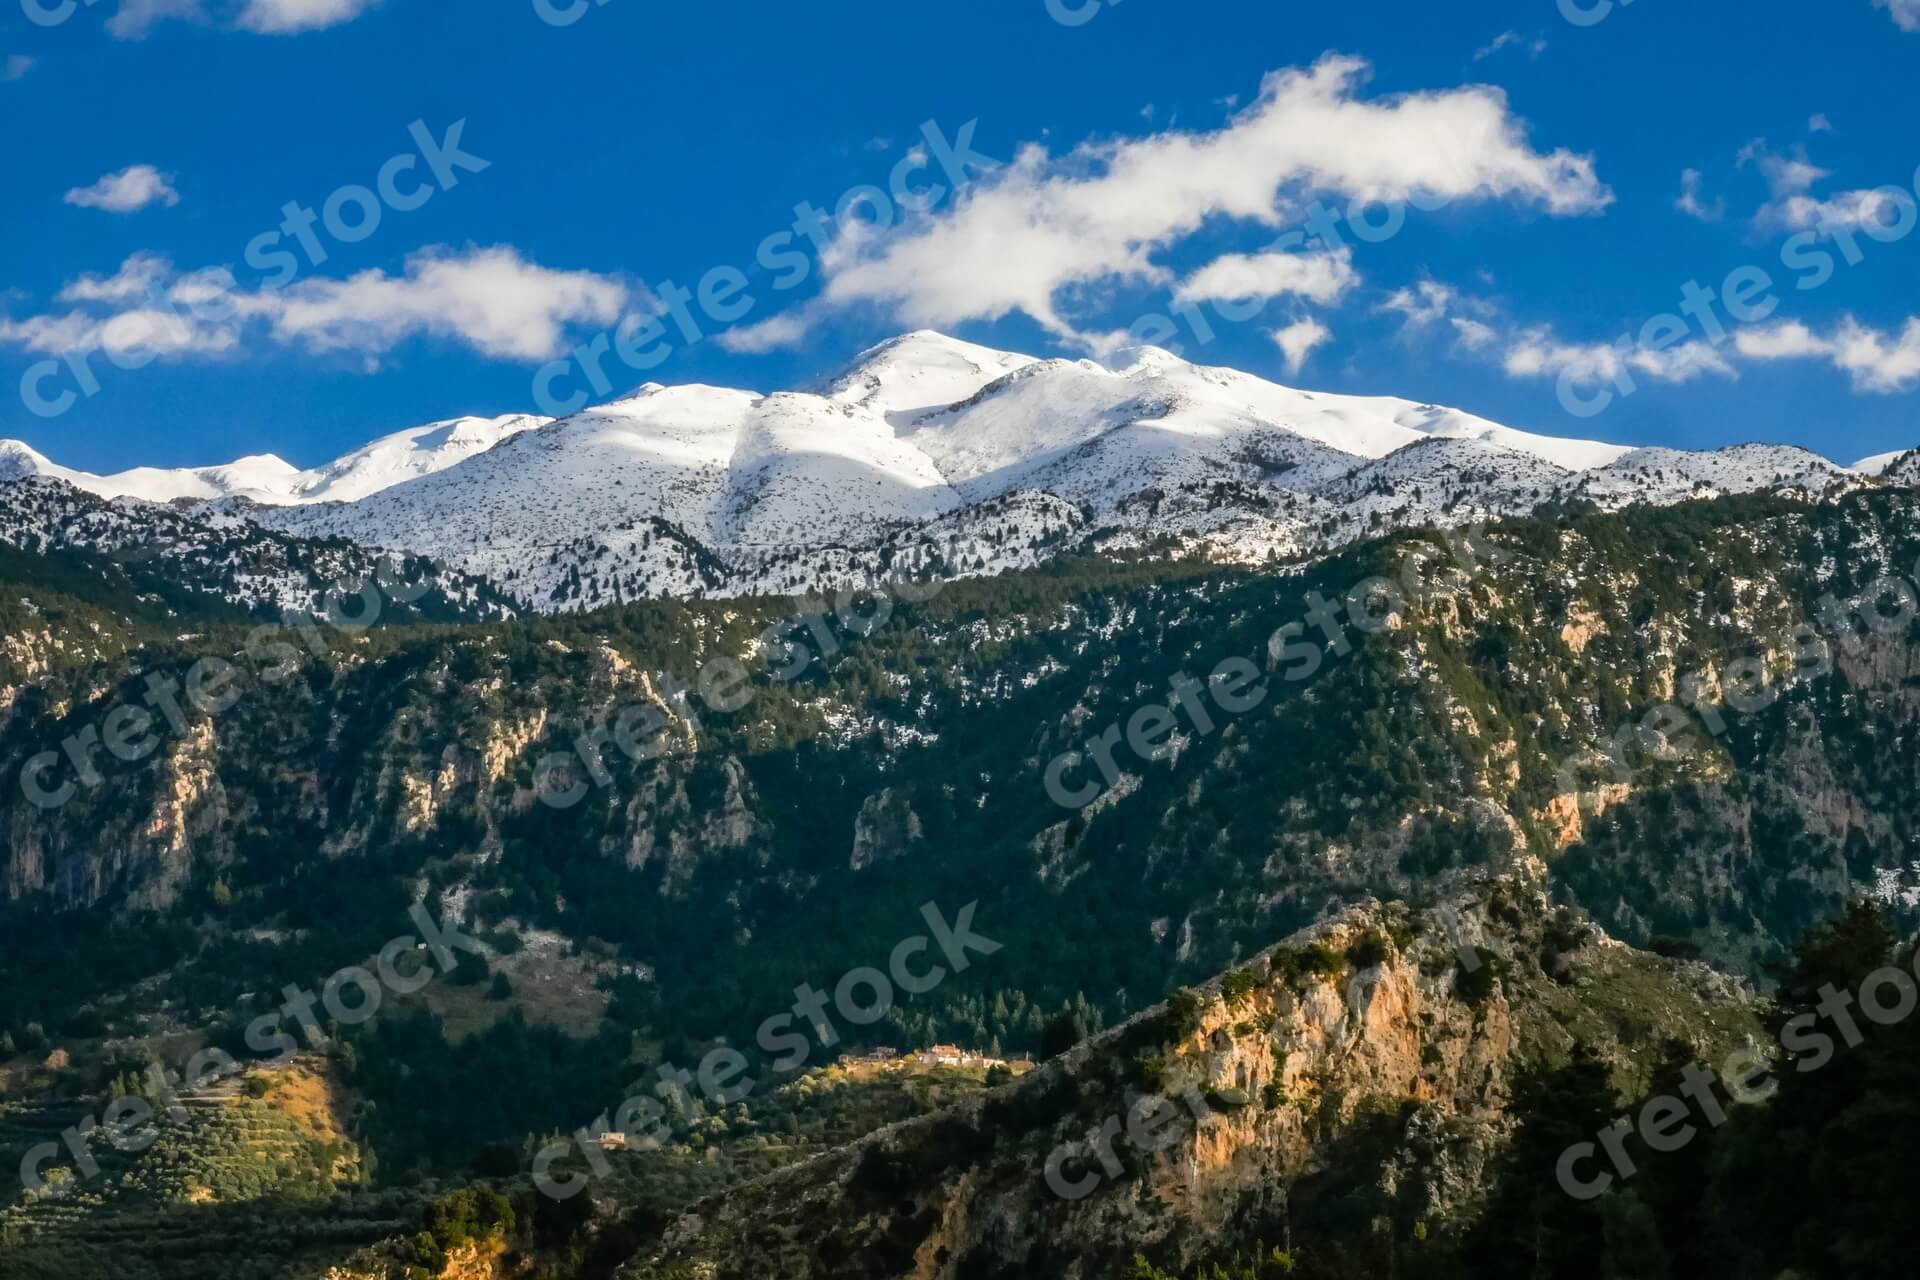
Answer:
[1346,929,1392,971]
[1167,988,1207,1038]
[1455,948,1506,1007]
[1301,943,1345,978]
[1220,969,1260,1006]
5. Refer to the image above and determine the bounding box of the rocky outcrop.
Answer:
[621,879,1759,1280]
[849,787,924,870]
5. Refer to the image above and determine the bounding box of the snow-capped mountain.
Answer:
[1855,449,1911,476]
[1861,448,1920,485]
[0,332,1911,613]
[0,414,546,506]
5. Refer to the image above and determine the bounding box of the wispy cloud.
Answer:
[1873,0,1920,32]
[1378,278,1462,330]
[104,0,381,39]
[1736,316,1920,392]
[1675,168,1725,222]
[1271,317,1332,375]
[0,247,634,369]
[1174,246,1359,307]
[1450,317,1499,351]
[56,253,175,303]
[1502,325,1737,386]
[1737,138,1829,199]
[106,0,208,39]
[1757,188,1911,236]
[63,165,181,213]
[1473,30,1547,60]
[235,0,383,33]
[792,55,1609,351]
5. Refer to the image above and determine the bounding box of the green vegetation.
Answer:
[1344,931,1391,971]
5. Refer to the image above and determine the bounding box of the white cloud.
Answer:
[63,165,180,213]
[1734,138,1905,238]
[1732,320,1831,361]
[715,307,817,354]
[103,0,380,38]
[2,55,33,83]
[1174,246,1358,306]
[1736,316,1920,392]
[1808,113,1834,133]
[1271,317,1332,375]
[106,0,207,39]
[1675,168,1724,222]
[1474,31,1546,60]
[1450,317,1499,351]
[1759,188,1912,236]
[0,246,630,368]
[1737,138,1829,198]
[56,253,175,304]
[236,0,382,33]
[1502,326,1736,386]
[245,246,630,361]
[1379,278,1460,329]
[1875,0,1920,31]
[0,300,239,363]
[808,55,1609,347]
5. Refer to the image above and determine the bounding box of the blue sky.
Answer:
[4,0,1920,473]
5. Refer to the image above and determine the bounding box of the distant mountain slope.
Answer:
[1855,448,1912,476]
[0,414,545,506]
[221,332,1893,610]
[2,333,1912,613]
[0,476,514,621]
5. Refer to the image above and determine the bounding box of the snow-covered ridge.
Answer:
[0,331,1913,613]
[0,413,547,506]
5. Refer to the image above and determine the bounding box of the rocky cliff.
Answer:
[623,878,1757,1279]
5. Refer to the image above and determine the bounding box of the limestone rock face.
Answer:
[621,880,1759,1280]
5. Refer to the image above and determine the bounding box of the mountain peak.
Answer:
[826,330,1038,421]
[0,440,58,479]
